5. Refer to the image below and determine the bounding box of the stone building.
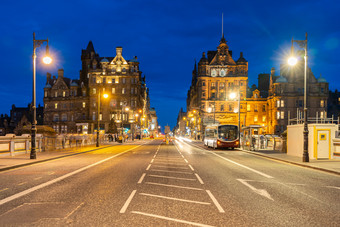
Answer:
[43,42,150,135]
[186,34,248,138]
[184,35,330,137]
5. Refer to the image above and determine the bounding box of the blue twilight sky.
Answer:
[0,0,339,129]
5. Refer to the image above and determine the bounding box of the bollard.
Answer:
[9,139,15,156]
[25,139,29,154]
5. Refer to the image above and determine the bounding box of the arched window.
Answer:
[220,70,225,76]
[62,114,67,121]
[53,114,59,122]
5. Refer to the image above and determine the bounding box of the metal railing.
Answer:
[0,134,106,157]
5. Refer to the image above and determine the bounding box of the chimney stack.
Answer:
[58,69,64,78]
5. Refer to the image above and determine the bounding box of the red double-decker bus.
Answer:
[204,124,239,149]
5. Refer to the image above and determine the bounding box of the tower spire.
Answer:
[222,13,224,38]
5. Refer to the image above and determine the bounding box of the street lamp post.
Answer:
[230,90,241,147]
[288,32,309,162]
[96,90,108,147]
[31,32,52,159]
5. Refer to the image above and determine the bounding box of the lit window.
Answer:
[281,111,284,119]
[63,91,65,97]
[262,116,266,122]
[254,116,258,122]
[122,88,126,94]
[320,100,324,108]
[211,82,215,87]
[220,70,225,76]
[281,100,284,107]
[44,91,47,97]
[55,103,58,109]
[112,88,115,94]
[277,100,280,107]
[83,102,86,108]
[55,91,58,97]
[99,114,102,121]
[247,104,251,111]
[93,88,96,94]
[277,111,280,120]
[320,111,324,118]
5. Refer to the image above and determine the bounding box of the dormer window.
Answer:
[220,70,225,76]
[63,91,65,97]
[211,69,217,77]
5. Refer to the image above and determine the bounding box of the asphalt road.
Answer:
[0,139,339,226]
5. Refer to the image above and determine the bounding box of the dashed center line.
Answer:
[17,182,27,186]
[0,188,8,192]
[138,173,146,184]
[34,177,42,180]
[189,164,195,171]
[195,174,204,184]
[152,165,189,170]
[146,164,151,171]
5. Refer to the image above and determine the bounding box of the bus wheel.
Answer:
[231,147,235,150]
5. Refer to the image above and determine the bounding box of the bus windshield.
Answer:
[218,125,238,141]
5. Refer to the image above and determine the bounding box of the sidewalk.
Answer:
[0,140,143,172]
[189,140,340,175]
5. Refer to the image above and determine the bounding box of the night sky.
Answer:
[1,0,339,129]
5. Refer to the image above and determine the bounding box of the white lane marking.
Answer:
[48,172,55,175]
[237,179,274,201]
[155,157,183,161]
[34,177,42,180]
[153,155,156,158]
[132,211,215,227]
[184,159,188,163]
[120,190,137,213]
[189,164,195,171]
[152,161,187,166]
[151,159,154,163]
[145,182,203,191]
[150,169,193,174]
[195,174,204,184]
[148,174,196,181]
[326,186,340,190]
[208,151,274,179]
[140,192,210,205]
[206,190,225,213]
[138,173,146,184]
[0,145,142,206]
[0,188,8,192]
[146,164,151,171]
[65,202,84,218]
[18,182,27,186]
[152,165,189,170]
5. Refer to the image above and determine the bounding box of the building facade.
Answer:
[183,35,330,138]
[44,42,152,135]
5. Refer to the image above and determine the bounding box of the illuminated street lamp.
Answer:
[31,32,52,159]
[96,90,108,147]
[288,33,309,162]
[230,91,241,147]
